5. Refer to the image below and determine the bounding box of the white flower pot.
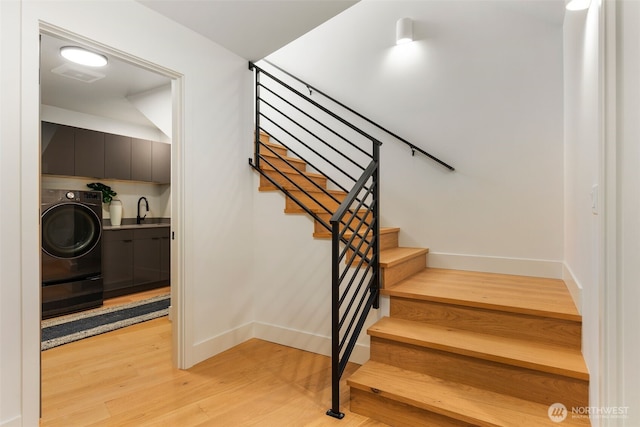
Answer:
[109,199,123,226]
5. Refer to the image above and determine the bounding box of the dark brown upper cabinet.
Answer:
[75,128,105,178]
[41,122,170,184]
[41,122,75,176]
[104,134,132,180]
[152,142,171,184]
[131,138,152,182]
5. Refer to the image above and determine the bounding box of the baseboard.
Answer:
[0,416,21,427]
[189,320,373,368]
[562,263,583,314]
[253,321,370,365]
[189,322,254,367]
[426,252,564,279]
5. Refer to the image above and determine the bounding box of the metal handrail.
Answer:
[262,60,455,171]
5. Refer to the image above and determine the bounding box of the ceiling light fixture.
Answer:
[566,0,591,11]
[60,46,108,67]
[396,17,413,45]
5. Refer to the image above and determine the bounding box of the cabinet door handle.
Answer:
[123,240,133,243]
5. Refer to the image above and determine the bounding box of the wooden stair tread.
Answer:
[348,361,590,426]
[369,317,589,380]
[379,247,429,268]
[260,186,344,196]
[288,188,346,196]
[261,140,283,149]
[260,168,325,180]
[260,151,306,164]
[313,227,400,239]
[382,268,581,322]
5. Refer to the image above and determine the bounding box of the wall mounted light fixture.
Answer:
[396,18,413,45]
[60,46,108,67]
[566,0,591,11]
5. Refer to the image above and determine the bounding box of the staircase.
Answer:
[256,131,428,292]
[348,269,589,426]
[254,132,590,426]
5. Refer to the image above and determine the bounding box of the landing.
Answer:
[382,268,581,322]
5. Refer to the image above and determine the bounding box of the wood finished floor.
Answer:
[40,298,385,426]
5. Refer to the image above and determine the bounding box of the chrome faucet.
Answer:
[137,197,149,224]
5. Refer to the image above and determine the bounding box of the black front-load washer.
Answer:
[41,189,103,318]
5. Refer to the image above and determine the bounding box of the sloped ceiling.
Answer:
[137,0,360,61]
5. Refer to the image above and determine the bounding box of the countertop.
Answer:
[103,218,170,231]
[103,223,170,231]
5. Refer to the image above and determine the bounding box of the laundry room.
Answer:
[40,32,173,318]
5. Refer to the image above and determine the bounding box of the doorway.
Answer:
[38,23,183,416]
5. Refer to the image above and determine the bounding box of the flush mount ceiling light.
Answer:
[566,0,591,10]
[60,46,108,67]
[396,17,413,45]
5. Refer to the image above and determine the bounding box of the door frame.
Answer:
[35,19,186,409]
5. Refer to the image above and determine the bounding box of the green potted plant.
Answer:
[87,182,117,203]
[87,182,122,226]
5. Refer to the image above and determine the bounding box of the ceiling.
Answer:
[137,0,359,62]
[40,33,172,129]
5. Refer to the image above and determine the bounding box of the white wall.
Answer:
[1,1,254,425]
[266,0,565,277]
[616,2,640,425]
[126,85,172,139]
[1,2,25,425]
[41,104,167,142]
[563,1,602,414]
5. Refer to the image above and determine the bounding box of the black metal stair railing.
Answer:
[328,155,380,419]
[247,61,433,419]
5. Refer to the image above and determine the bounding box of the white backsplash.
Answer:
[42,175,171,220]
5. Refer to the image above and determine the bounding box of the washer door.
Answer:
[42,202,102,259]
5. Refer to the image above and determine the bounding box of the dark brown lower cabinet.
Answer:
[103,229,134,295]
[103,227,170,298]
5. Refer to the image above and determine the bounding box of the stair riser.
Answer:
[259,156,306,174]
[259,171,327,192]
[258,132,270,144]
[382,254,427,288]
[380,231,399,251]
[313,211,374,235]
[390,298,582,350]
[258,144,287,158]
[370,337,589,409]
[350,388,474,427]
[345,231,398,264]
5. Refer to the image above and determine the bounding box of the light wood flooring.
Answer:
[40,290,384,426]
[101,286,171,309]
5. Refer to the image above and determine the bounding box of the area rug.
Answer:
[41,294,170,351]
